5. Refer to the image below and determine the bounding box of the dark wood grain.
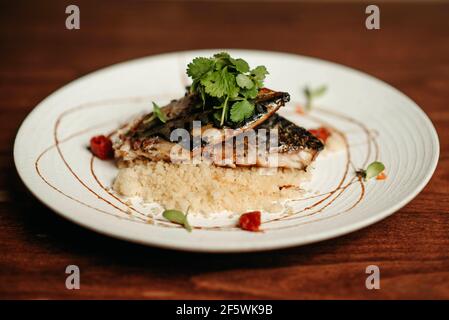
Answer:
[0,0,448,299]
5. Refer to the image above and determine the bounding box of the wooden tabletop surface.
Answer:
[1,1,448,299]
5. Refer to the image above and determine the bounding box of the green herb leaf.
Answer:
[241,86,259,99]
[230,100,255,123]
[186,52,268,126]
[251,65,268,80]
[303,85,327,111]
[183,216,192,232]
[304,87,311,98]
[186,57,214,79]
[311,85,327,97]
[162,209,192,232]
[231,58,250,73]
[213,52,231,70]
[152,102,167,123]
[200,71,225,97]
[201,67,238,98]
[236,74,254,89]
[213,52,231,60]
[364,161,385,180]
[162,209,185,224]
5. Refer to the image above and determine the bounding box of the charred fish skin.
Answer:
[259,114,324,153]
[210,114,324,169]
[130,92,202,139]
[113,89,323,170]
[114,113,324,170]
[127,88,290,150]
[197,89,290,149]
[225,89,290,129]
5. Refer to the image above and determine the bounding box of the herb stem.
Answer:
[220,95,229,126]
[142,114,156,124]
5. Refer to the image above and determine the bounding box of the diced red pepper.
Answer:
[309,127,331,143]
[295,104,305,115]
[90,135,114,160]
[376,172,387,180]
[238,211,261,232]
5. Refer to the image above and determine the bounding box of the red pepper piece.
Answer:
[308,127,331,143]
[376,172,387,180]
[90,135,114,160]
[295,104,305,115]
[258,87,271,94]
[238,211,261,232]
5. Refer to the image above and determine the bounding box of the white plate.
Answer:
[14,50,439,252]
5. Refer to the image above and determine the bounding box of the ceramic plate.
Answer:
[14,50,439,252]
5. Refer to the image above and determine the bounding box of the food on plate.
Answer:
[256,114,324,169]
[113,160,310,214]
[114,88,295,167]
[110,53,325,215]
[94,52,344,219]
[238,211,262,232]
[356,161,386,181]
[376,172,387,180]
[303,85,327,111]
[90,135,114,160]
[162,209,192,232]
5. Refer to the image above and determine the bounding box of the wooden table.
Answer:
[1,1,448,299]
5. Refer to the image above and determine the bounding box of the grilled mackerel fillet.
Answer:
[114,89,323,169]
[254,114,324,169]
[127,88,289,145]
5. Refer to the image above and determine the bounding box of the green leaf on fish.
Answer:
[152,102,167,123]
[230,100,255,123]
[186,52,268,126]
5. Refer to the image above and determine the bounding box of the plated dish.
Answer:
[14,50,439,252]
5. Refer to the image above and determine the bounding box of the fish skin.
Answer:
[258,113,324,153]
[129,92,202,139]
[250,114,324,169]
[114,89,323,170]
[129,88,290,146]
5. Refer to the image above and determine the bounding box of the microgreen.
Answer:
[162,209,192,232]
[357,161,385,181]
[142,102,167,124]
[187,52,268,126]
[152,102,167,123]
[303,85,327,111]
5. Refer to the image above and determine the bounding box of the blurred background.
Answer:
[0,0,448,299]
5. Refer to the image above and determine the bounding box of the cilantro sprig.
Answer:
[187,52,268,126]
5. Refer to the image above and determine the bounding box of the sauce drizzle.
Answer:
[35,96,378,232]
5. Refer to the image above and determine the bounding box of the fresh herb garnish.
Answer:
[230,100,254,123]
[162,209,192,232]
[304,85,327,111]
[152,102,166,123]
[187,52,268,126]
[142,102,167,124]
[356,161,385,181]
